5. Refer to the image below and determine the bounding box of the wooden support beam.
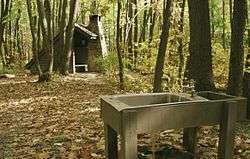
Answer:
[121,110,137,159]
[218,101,237,159]
[183,127,198,155]
[104,124,118,159]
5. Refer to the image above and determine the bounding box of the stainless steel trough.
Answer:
[101,92,246,159]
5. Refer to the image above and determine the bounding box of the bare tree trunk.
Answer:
[26,0,42,76]
[36,0,54,82]
[187,0,215,91]
[36,0,47,47]
[222,0,226,49]
[117,0,125,89]
[57,0,68,72]
[153,0,173,93]
[44,0,54,74]
[52,0,56,38]
[57,0,62,28]
[139,0,149,43]
[61,0,79,75]
[15,9,22,59]
[149,0,159,44]
[243,0,250,119]
[8,2,12,60]
[177,0,186,83]
[227,0,247,96]
[0,0,11,68]
[247,1,250,57]
[134,0,139,68]
[210,4,215,40]
[127,0,133,69]
[229,0,233,28]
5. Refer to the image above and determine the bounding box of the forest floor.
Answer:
[0,73,250,159]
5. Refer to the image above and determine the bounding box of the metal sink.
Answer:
[101,92,246,132]
[103,93,208,110]
[101,91,247,159]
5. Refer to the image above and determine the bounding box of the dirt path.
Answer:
[0,74,249,159]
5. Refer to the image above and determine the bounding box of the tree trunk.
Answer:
[127,0,133,69]
[117,0,125,89]
[210,2,215,39]
[8,2,12,60]
[0,0,11,68]
[26,0,42,76]
[229,0,233,28]
[139,0,148,43]
[61,0,79,75]
[187,0,215,91]
[44,0,54,74]
[222,0,226,49]
[243,72,250,119]
[247,1,250,57]
[15,9,22,58]
[57,0,68,72]
[57,0,62,27]
[149,0,159,44]
[52,0,56,39]
[243,0,250,119]
[153,0,173,93]
[134,0,139,68]
[36,0,48,47]
[36,0,54,82]
[177,0,186,84]
[227,0,247,96]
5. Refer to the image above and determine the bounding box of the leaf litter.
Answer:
[0,73,249,159]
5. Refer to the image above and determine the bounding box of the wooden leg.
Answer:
[218,101,237,159]
[121,110,137,159]
[104,124,118,159]
[183,127,198,154]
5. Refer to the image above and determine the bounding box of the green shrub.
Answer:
[95,52,119,75]
[0,64,15,74]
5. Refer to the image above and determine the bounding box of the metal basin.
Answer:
[101,91,247,159]
[104,93,208,110]
[101,92,246,133]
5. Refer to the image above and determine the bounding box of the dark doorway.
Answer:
[74,47,88,73]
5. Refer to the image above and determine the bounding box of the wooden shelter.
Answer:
[26,15,107,74]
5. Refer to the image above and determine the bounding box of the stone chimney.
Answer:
[88,15,100,34]
[87,15,108,71]
[87,15,107,56]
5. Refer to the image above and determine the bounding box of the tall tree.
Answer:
[149,0,159,43]
[0,0,11,67]
[36,0,53,81]
[222,0,226,49]
[26,0,42,77]
[61,0,79,75]
[133,0,139,68]
[187,0,215,91]
[139,0,149,43]
[183,1,215,154]
[227,0,247,96]
[44,0,54,74]
[177,0,186,83]
[57,0,68,72]
[117,0,125,89]
[127,0,133,69]
[153,0,173,92]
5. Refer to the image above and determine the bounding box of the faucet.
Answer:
[183,79,196,98]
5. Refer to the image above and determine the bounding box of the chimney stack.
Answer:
[87,14,108,59]
[88,15,101,35]
[89,15,100,22]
